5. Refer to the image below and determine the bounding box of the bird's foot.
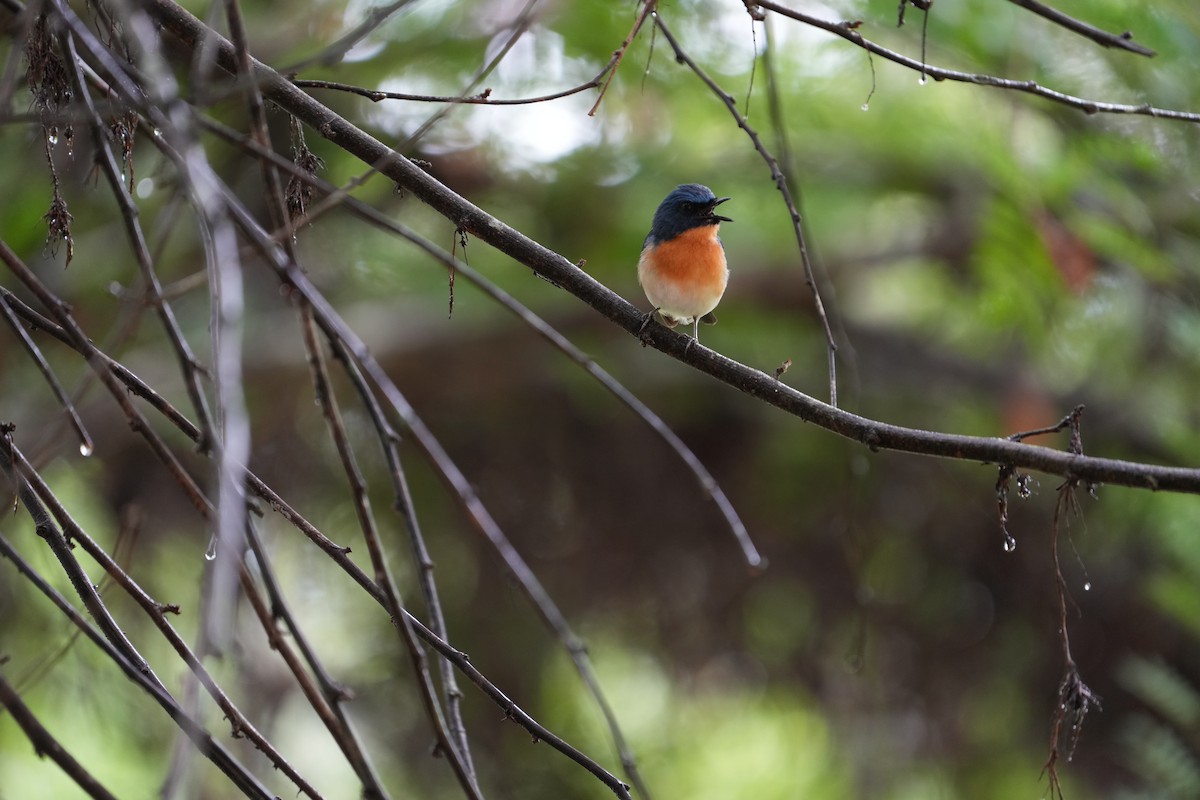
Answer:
[638,309,667,345]
[637,309,658,347]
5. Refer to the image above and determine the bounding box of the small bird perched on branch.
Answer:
[637,183,732,343]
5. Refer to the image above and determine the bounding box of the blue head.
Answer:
[645,183,732,246]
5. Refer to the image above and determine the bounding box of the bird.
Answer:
[637,183,732,344]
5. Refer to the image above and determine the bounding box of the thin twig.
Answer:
[283,0,421,71]
[294,70,615,106]
[3,420,280,798]
[0,434,157,685]
[278,0,548,233]
[1043,481,1100,797]
[61,28,216,454]
[0,288,201,439]
[67,2,480,791]
[242,476,637,799]
[0,241,214,516]
[234,0,478,770]
[241,517,391,800]
[59,23,244,776]
[754,1,1198,123]
[298,303,484,798]
[762,13,863,405]
[1005,0,1155,57]
[322,331,478,778]
[0,674,119,800]
[192,118,682,795]
[0,533,274,800]
[1039,406,1098,795]
[1008,404,1086,443]
[588,0,656,116]
[88,94,638,790]
[401,0,543,149]
[9,440,327,800]
[0,281,92,455]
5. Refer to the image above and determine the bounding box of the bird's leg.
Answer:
[678,318,700,356]
[637,308,660,345]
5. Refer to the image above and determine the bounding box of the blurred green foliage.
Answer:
[2,0,1200,798]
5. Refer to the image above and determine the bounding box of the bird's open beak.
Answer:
[710,196,732,223]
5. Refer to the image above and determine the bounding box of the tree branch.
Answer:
[292,64,615,106]
[0,673,120,800]
[754,1,1199,123]
[0,470,274,799]
[297,303,484,798]
[1005,0,1155,57]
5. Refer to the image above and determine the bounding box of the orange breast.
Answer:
[649,226,728,288]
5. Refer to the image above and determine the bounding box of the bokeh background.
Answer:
[2,0,1200,797]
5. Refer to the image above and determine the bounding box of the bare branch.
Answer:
[754,0,1200,123]
[588,0,656,116]
[8,438,326,799]
[284,0,421,71]
[298,303,484,798]
[0,455,274,799]
[60,18,216,455]
[198,116,756,794]
[1005,0,1155,57]
[0,240,214,516]
[0,283,91,455]
[241,478,634,800]
[241,518,391,800]
[0,673,120,800]
[319,328,477,779]
[402,0,544,149]
[4,2,1199,797]
[293,67,615,106]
